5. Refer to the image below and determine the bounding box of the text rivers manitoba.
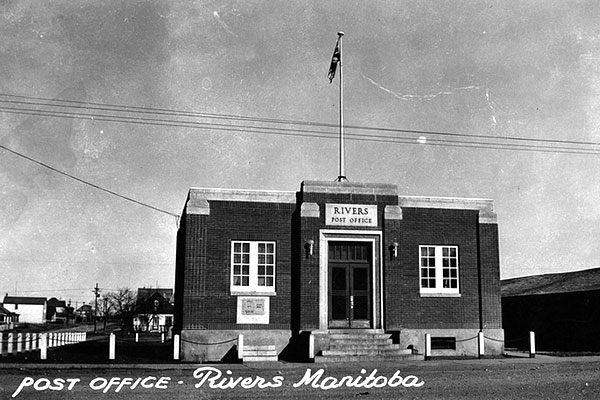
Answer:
[193,367,424,390]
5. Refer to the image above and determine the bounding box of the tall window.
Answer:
[231,241,276,293]
[419,245,459,294]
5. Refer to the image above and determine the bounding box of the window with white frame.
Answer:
[231,241,276,293]
[419,245,459,294]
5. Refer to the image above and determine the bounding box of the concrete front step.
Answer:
[245,345,276,351]
[329,343,402,350]
[327,333,392,340]
[243,345,278,362]
[330,339,394,346]
[322,349,413,357]
[244,355,278,362]
[244,350,278,356]
[315,354,424,362]
[328,344,412,353]
[315,332,419,362]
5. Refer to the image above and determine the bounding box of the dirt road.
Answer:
[1,355,599,399]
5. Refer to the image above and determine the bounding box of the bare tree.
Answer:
[105,287,137,334]
[96,296,112,331]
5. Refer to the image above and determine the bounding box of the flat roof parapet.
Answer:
[184,184,497,223]
[399,196,497,224]
[186,187,296,215]
[189,187,296,201]
[301,180,398,196]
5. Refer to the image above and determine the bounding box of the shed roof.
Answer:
[0,304,18,315]
[135,291,174,314]
[137,288,173,304]
[47,297,67,307]
[501,267,600,297]
[3,296,47,305]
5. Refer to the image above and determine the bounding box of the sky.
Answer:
[0,0,599,304]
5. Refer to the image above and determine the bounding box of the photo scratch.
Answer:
[213,11,238,37]
[486,88,497,125]
[361,73,501,125]
[360,72,480,101]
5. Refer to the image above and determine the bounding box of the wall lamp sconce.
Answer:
[390,241,399,259]
[305,239,314,258]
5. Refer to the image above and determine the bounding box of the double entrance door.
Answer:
[328,241,372,329]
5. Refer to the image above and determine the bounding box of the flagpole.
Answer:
[336,31,347,182]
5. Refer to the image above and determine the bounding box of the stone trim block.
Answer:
[187,198,210,215]
[384,205,403,220]
[301,202,320,218]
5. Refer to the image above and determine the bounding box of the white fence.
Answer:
[0,331,87,359]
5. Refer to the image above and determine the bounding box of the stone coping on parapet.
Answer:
[301,181,398,196]
[184,185,497,223]
[399,195,497,224]
[188,187,297,202]
[186,187,297,214]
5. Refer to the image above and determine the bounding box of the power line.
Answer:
[6,288,91,293]
[0,143,179,219]
[0,104,337,140]
[1,284,133,294]
[0,258,173,266]
[0,93,302,125]
[1,93,600,153]
[3,92,599,147]
[0,96,592,149]
[1,103,599,155]
[0,93,598,223]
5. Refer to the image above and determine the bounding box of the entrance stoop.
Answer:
[243,345,278,362]
[314,332,424,362]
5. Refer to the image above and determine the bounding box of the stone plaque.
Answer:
[241,298,266,315]
[237,296,269,324]
[325,204,377,227]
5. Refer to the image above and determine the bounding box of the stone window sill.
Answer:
[231,291,276,297]
[420,292,461,298]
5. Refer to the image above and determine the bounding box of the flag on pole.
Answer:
[328,37,341,83]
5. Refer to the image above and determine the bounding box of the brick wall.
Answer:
[479,223,502,328]
[178,200,294,330]
[176,212,208,330]
[386,207,482,330]
[298,212,321,330]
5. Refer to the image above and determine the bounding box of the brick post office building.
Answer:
[174,180,503,361]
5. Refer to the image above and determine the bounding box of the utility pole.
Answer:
[93,283,101,333]
[67,299,71,326]
[103,297,108,331]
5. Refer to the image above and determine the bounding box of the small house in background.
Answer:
[2,295,46,324]
[76,303,93,323]
[46,297,68,323]
[137,288,174,304]
[502,267,600,352]
[134,288,174,333]
[0,304,19,330]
